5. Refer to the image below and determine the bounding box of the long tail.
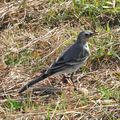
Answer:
[19,73,52,93]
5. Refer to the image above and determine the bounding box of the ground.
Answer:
[0,0,120,120]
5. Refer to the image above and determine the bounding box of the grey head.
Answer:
[76,30,94,44]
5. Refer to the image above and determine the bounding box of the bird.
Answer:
[19,30,94,93]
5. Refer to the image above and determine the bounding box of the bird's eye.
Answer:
[85,33,89,36]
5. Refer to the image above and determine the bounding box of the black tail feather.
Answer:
[19,73,51,93]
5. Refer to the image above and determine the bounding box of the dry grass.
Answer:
[0,0,120,120]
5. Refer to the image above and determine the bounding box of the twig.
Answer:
[18,27,57,53]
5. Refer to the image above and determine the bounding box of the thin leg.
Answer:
[62,73,77,90]
[70,72,74,81]
[69,72,77,90]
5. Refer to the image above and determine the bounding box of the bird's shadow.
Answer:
[32,86,62,96]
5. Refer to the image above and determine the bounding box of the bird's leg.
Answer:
[70,72,74,81]
[61,73,77,90]
[69,72,77,90]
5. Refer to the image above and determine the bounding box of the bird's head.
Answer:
[77,30,94,43]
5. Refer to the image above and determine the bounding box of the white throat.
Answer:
[84,43,90,54]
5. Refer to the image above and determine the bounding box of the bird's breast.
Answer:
[84,43,90,55]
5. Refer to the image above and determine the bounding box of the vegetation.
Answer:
[0,0,120,119]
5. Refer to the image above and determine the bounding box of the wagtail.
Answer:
[19,30,94,93]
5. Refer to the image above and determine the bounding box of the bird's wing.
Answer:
[46,43,89,73]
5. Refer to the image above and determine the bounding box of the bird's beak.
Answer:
[89,31,99,37]
[93,31,98,36]
[89,31,94,36]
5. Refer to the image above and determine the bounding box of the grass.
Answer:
[99,85,120,100]
[0,0,120,119]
